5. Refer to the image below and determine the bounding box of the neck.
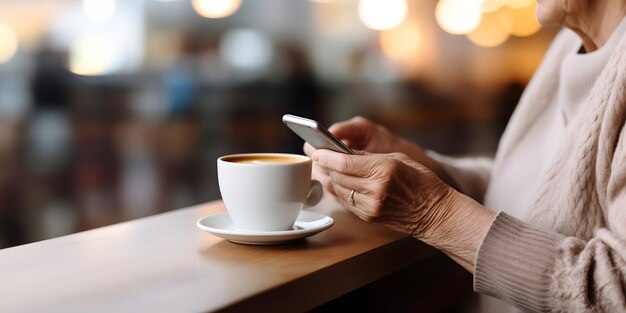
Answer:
[563,0,626,52]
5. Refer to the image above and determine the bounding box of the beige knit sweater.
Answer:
[432,27,626,312]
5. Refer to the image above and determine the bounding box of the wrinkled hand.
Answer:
[311,149,455,238]
[304,116,409,157]
[304,116,436,196]
[326,116,404,153]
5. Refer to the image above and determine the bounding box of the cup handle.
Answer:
[304,180,323,208]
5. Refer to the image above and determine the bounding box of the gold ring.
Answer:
[348,189,355,205]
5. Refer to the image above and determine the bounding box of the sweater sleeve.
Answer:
[474,213,626,312]
[426,151,493,203]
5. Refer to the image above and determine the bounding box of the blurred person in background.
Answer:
[307,0,626,312]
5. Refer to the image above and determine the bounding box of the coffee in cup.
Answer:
[217,153,322,231]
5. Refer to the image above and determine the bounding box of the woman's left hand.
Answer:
[311,149,455,238]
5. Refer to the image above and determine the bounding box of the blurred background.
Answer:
[0,0,557,248]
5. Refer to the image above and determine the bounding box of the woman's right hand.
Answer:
[303,116,419,157]
[303,116,456,195]
[322,116,406,154]
[303,117,397,196]
[305,116,439,168]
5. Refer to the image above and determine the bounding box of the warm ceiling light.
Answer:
[505,0,534,9]
[70,35,115,76]
[435,0,482,35]
[467,11,511,47]
[480,0,506,12]
[0,24,18,64]
[358,0,408,31]
[192,0,242,19]
[219,28,272,72]
[83,0,116,23]
[379,20,422,62]
[502,3,541,37]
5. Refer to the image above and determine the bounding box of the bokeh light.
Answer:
[505,0,534,9]
[83,0,116,23]
[0,24,18,64]
[380,19,422,63]
[502,3,541,37]
[192,0,242,19]
[70,34,115,76]
[467,11,511,47]
[219,28,272,72]
[436,0,482,35]
[358,0,408,31]
[481,0,506,12]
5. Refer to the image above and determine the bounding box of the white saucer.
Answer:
[196,210,334,245]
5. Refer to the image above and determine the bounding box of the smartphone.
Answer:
[282,114,355,155]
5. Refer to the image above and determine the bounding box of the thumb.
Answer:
[328,118,371,149]
[352,149,371,156]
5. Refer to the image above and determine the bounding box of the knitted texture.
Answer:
[474,212,565,312]
[473,27,626,312]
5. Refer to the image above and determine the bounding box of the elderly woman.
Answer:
[306,0,626,312]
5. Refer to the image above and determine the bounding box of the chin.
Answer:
[536,1,566,26]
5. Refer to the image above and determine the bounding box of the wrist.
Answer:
[416,186,460,241]
[418,189,496,272]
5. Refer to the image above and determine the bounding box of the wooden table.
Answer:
[0,197,438,313]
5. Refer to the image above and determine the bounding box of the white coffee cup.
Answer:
[217,153,323,231]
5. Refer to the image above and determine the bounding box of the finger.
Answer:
[333,182,355,208]
[312,163,337,196]
[328,117,371,149]
[312,149,378,177]
[305,141,364,157]
[331,182,376,221]
[328,116,370,138]
[328,170,373,195]
[303,142,315,157]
